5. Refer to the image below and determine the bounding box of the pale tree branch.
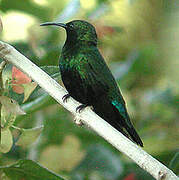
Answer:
[0,41,177,180]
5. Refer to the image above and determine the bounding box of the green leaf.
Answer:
[73,144,123,179]
[2,63,12,92]
[22,82,38,103]
[1,105,8,126]
[1,105,16,128]
[169,152,179,173]
[0,96,26,115]
[0,128,13,153]
[0,159,65,180]
[16,126,44,148]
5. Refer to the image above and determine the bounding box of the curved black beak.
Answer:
[40,22,67,29]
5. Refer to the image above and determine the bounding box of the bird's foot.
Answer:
[74,105,93,126]
[76,104,89,113]
[62,94,70,103]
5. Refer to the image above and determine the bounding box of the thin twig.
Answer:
[0,41,177,180]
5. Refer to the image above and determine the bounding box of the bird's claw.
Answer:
[62,94,70,103]
[76,104,88,113]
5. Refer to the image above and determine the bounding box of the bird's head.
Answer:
[40,20,98,46]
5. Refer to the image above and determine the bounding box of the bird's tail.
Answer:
[125,125,143,147]
[112,119,143,147]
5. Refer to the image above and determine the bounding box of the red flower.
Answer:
[12,66,31,94]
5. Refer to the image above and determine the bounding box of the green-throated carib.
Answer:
[40,20,143,147]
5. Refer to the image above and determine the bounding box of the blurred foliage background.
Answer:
[0,0,178,179]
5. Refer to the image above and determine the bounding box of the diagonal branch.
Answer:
[0,41,177,180]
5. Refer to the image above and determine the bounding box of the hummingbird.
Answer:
[40,20,143,147]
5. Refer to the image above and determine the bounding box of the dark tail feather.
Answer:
[112,120,143,147]
[125,126,143,147]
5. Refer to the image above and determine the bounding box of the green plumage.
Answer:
[41,20,143,147]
